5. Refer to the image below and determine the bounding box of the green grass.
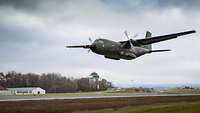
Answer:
[75,101,200,113]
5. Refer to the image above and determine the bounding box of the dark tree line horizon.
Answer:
[0,71,112,93]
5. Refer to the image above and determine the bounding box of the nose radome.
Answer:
[90,43,96,51]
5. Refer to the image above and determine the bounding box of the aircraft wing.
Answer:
[135,30,196,45]
[66,45,91,48]
[120,30,196,46]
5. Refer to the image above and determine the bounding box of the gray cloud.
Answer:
[103,0,200,12]
[0,0,200,86]
[0,0,41,10]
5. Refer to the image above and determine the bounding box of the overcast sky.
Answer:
[0,0,200,86]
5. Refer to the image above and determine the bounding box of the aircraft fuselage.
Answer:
[91,39,149,60]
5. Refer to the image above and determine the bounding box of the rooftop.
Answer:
[7,87,44,91]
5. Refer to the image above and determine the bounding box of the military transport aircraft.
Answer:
[66,30,196,60]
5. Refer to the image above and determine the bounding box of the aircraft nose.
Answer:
[90,44,96,51]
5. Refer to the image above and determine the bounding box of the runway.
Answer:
[1,93,200,101]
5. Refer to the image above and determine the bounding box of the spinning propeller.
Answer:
[124,31,138,48]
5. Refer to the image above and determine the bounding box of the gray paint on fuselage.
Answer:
[91,39,150,60]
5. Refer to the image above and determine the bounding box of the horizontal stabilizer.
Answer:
[149,49,171,53]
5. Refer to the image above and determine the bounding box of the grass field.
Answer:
[76,101,200,113]
[1,95,200,113]
[44,91,148,97]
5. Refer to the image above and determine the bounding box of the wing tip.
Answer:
[190,30,196,33]
[65,46,72,48]
[150,49,171,53]
[65,45,91,48]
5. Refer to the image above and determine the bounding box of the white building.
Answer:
[0,86,11,95]
[7,87,46,95]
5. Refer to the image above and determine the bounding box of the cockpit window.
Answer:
[94,39,104,44]
[98,40,104,44]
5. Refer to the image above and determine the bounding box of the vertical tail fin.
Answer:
[142,31,152,50]
[145,31,152,38]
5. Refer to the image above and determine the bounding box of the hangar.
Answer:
[7,87,46,95]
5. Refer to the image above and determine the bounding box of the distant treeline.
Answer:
[0,71,112,93]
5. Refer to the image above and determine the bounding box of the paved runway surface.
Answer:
[1,93,200,101]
